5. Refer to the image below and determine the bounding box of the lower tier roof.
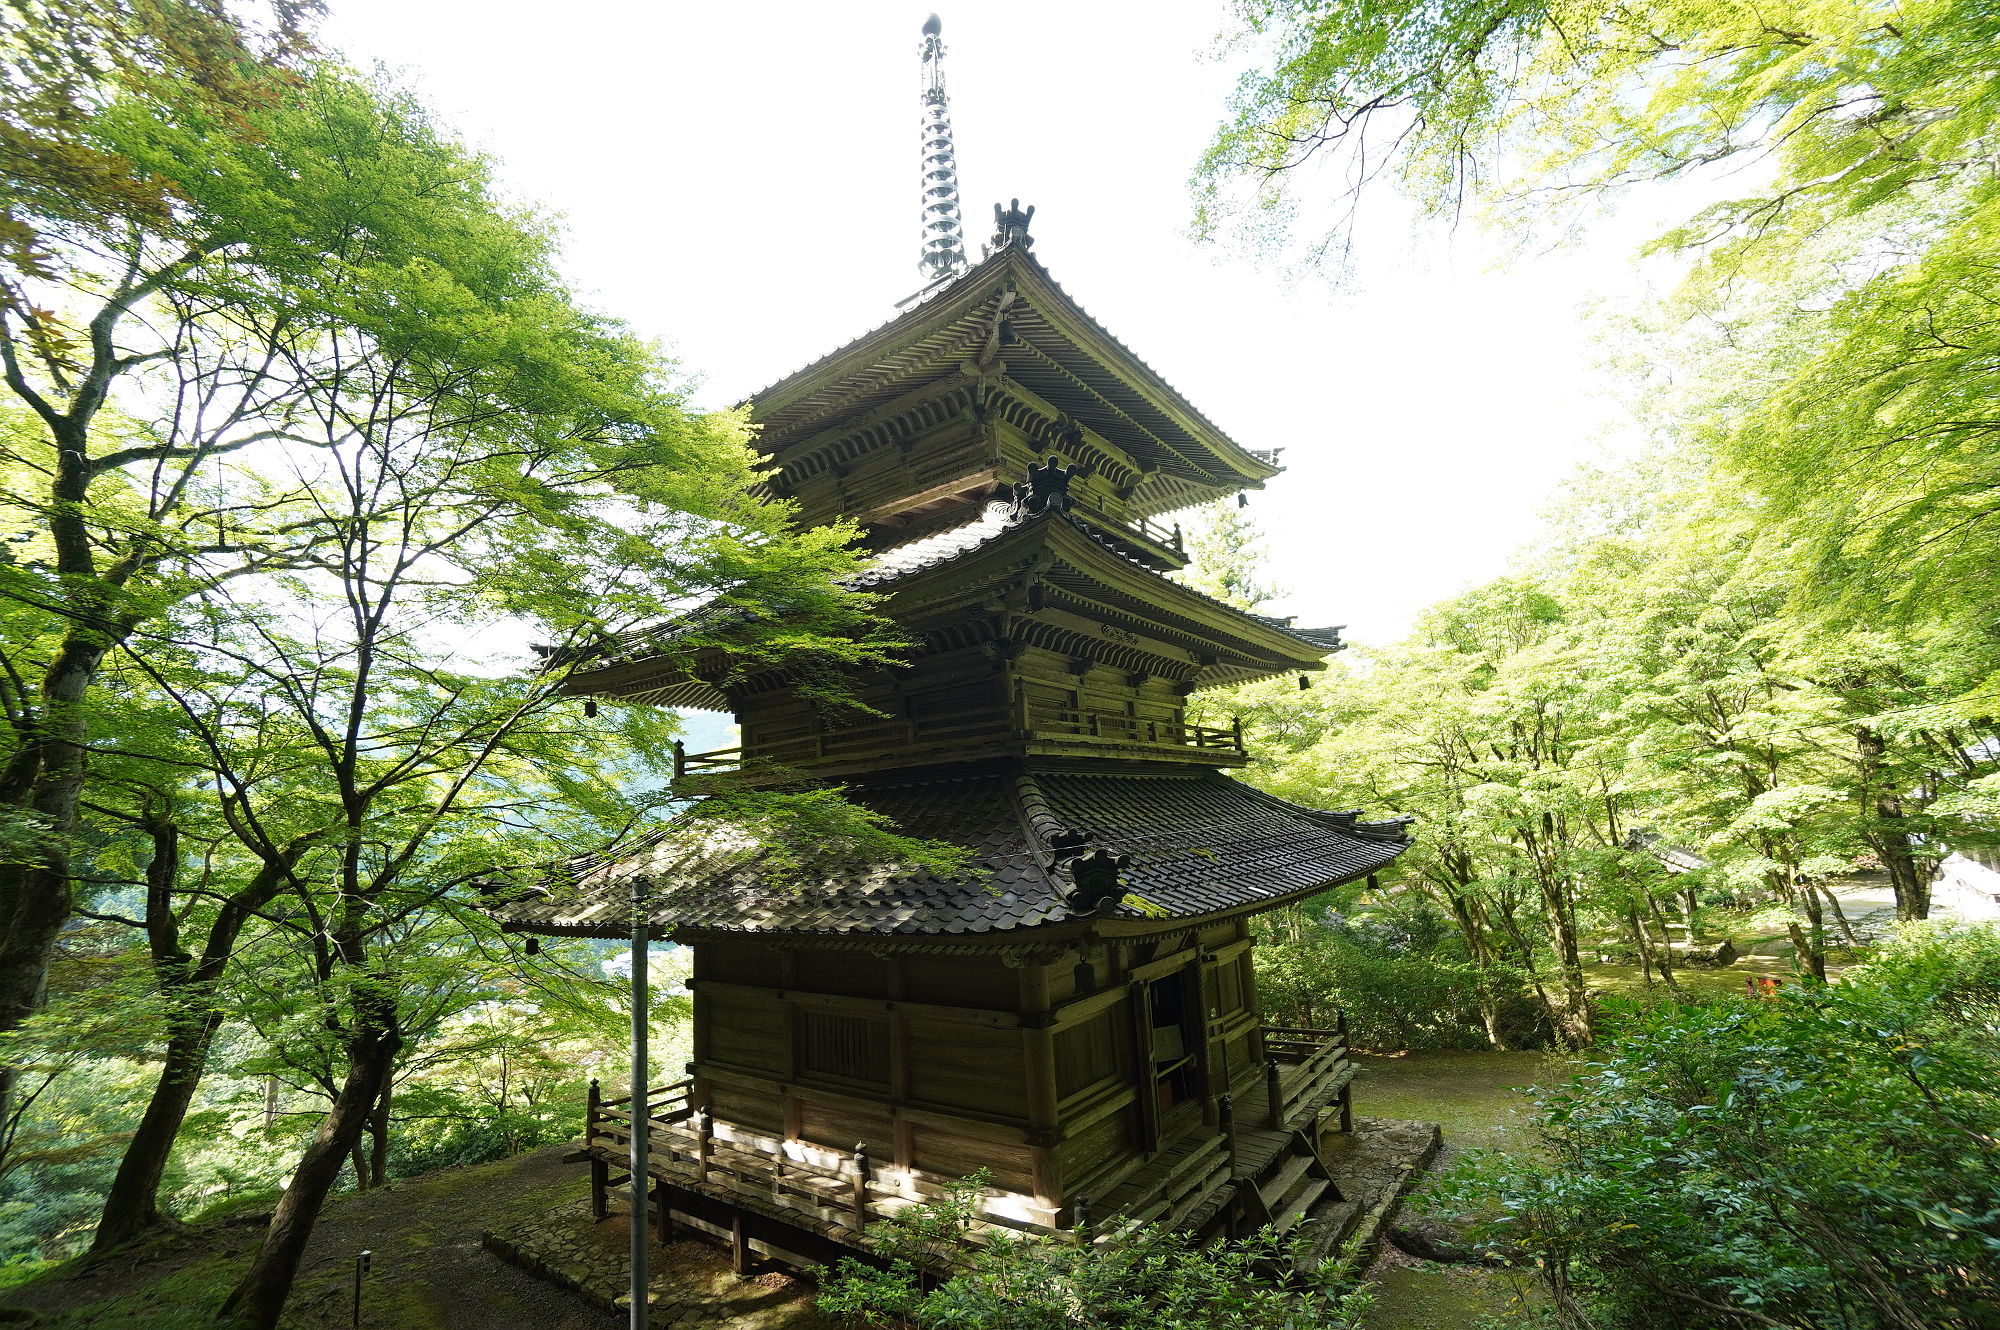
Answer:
[492,764,1409,941]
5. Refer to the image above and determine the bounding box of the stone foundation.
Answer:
[1308,1115,1444,1266]
[482,1201,838,1329]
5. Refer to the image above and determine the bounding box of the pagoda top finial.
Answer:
[917,15,969,282]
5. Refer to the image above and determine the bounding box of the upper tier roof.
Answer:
[747,244,1284,522]
[563,492,1344,710]
[491,764,1410,942]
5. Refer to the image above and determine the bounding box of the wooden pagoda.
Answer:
[494,213,1410,1274]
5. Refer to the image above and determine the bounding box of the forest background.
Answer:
[0,2,1995,1329]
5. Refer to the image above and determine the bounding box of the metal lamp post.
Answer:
[629,880,650,1329]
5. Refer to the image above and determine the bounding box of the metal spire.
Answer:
[918,14,968,282]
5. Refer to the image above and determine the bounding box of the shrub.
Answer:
[817,1172,1372,1329]
[1432,922,2000,1329]
[1256,899,1544,1051]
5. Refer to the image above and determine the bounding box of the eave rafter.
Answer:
[1003,336,1213,487]
[981,381,1140,492]
[770,379,982,487]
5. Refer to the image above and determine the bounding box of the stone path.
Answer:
[486,1201,836,1329]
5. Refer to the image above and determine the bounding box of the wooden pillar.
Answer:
[1128,979,1160,1152]
[730,1212,752,1277]
[1021,965,1059,1135]
[590,1156,609,1222]
[1188,962,1215,1120]
[654,1176,674,1242]
[1265,1057,1284,1130]
[1337,1008,1354,1132]
[851,1143,872,1230]
[1218,1093,1238,1177]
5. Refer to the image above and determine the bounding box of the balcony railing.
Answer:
[1031,706,1241,752]
[673,703,1245,781]
[1259,1019,1354,1132]
[584,1078,1060,1245]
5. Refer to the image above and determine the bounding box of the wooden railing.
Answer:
[1259,1018,1351,1131]
[584,1082,1062,1246]
[673,707,1009,781]
[1129,514,1184,556]
[673,702,1245,780]
[586,1077,695,1145]
[1029,705,1242,754]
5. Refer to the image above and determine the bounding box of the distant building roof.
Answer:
[492,765,1409,942]
[1625,829,1707,874]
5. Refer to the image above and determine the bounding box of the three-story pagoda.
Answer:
[495,207,1410,1273]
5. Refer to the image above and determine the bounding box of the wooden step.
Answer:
[1257,1151,1315,1210]
[1271,1177,1329,1234]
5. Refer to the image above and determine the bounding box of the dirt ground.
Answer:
[0,1147,626,1329]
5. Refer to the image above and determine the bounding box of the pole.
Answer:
[352,1250,371,1327]
[629,882,650,1329]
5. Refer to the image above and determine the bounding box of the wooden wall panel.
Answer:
[697,943,783,986]
[798,1097,893,1156]
[1052,1107,1132,1197]
[793,949,887,1000]
[915,1127,1034,1195]
[906,1024,1024,1115]
[701,995,785,1075]
[709,1080,782,1132]
[906,955,1018,1009]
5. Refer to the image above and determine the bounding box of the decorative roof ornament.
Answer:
[1011,455,1083,518]
[991,197,1035,252]
[918,15,969,282]
[1046,829,1131,917]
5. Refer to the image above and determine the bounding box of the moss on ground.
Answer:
[0,1148,622,1329]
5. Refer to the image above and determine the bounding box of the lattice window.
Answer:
[799,1011,890,1084]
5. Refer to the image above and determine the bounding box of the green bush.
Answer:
[817,1172,1372,1329]
[1433,921,2000,1329]
[1256,899,1544,1051]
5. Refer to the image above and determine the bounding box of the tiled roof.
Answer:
[575,498,1343,679]
[745,246,1280,487]
[491,765,1410,939]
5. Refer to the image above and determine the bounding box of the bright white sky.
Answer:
[321,0,1665,645]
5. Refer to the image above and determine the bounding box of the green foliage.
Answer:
[1255,897,1541,1052]
[817,1170,1373,1329]
[1174,501,1277,612]
[1199,0,2000,626]
[1432,922,2000,1328]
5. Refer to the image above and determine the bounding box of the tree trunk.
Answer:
[1815,881,1860,948]
[1493,904,1563,1044]
[93,839,311,1251]
[219,1025,399,1329]
[1857,725,1932,921]
[1643,892,1683,997]
[1538,876,1592,1046]
[1627,908,1656,988]
[92,1013,225,1248]
[0,443,127,1143]
[1787,903,1827,985]
[1438,886,1511,1051]
[367,1084,390,1189]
